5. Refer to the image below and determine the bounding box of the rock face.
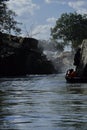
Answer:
[0,32,56,77]
[74,39,87,77]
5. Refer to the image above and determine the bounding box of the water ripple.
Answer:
[0,74,87,130]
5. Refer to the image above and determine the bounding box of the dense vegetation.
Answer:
[51,12,87,50]
[0,0,21,35]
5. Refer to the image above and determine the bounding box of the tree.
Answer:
[3,9,21,35]
[0,0,21,35]
[51,12,87,50]
[0,0,7,27]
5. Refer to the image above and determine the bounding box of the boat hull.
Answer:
[65,76,87,83]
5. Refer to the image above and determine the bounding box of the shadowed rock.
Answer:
[0,32,56,77]
[74,39,87,77]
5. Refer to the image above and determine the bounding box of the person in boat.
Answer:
[66,47,81,79]
[66,69,77,78]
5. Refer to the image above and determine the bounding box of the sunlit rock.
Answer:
[74,39,87,77]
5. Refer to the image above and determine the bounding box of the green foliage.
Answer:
[51,12,87,50]
[0,0,21,35]
[0,0,8,29]
[3,10,21,35]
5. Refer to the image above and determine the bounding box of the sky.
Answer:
[7,0,87,40]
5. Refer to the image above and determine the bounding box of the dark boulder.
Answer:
[0,32,56,77]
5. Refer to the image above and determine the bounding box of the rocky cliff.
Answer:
[0,32,56,77]
[74,39,87,77]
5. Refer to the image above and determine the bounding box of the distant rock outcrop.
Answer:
[74,39,87,77]
[50,51,74,73]
[0,32,56,77]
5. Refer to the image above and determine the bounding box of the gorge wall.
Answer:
[0,32,56,77]
[74,39,87,77]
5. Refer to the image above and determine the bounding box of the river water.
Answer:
[0,74,87,130]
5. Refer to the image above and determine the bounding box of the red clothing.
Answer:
[66,70,76,78]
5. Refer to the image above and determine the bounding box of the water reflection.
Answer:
[66,83,83,93]
[64,83,87,130]
[50,82,87,130]
[0,75,87,130]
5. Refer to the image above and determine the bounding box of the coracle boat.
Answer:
[65,76,87,83]
[65,69,87,83]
